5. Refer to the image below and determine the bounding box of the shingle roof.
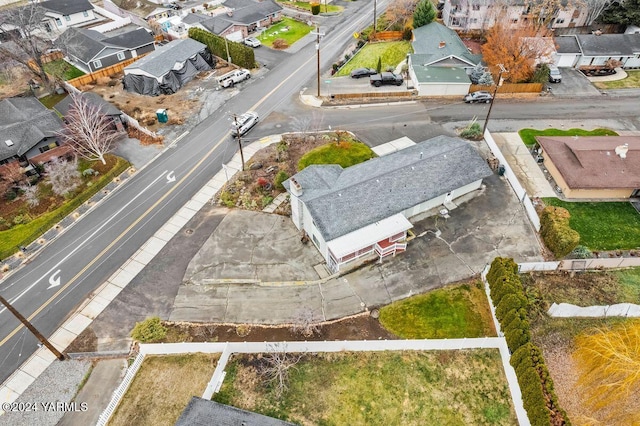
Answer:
[60,27,105,63]
[411,65,470,83]
[182,13,210,25]
[102,28,154,49]
[40,0,94,15]
[412,22,481,66]
[0,98,64,161]
[575,33,640,56]
[175,397,296,426]
[53,92,121,117]
[286,136,492,241]
[200,16,234,35]
[124,38,206,78]
[537,136,640,190]
[222,0,282,25]
[554,35,581,54]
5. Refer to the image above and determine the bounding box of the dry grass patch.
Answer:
[110,353,219,426]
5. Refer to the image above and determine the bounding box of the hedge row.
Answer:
[487,257,570,426]
[540,206,580,258]
[189,28,256,69]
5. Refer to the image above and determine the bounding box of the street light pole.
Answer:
[311,25,325,98]
[482,64,508,136]
[232,114,245,171]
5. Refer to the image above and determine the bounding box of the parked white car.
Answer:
[231,111,259,137]
[243,37,261,48]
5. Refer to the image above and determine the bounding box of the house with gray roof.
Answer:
[408,23,481,96]
[60,27,155,73]
[0,97,67,175]
[123,38,215,96]
[554,33,640,69]
[284,135,492,272]
[175,397,296,426]
[40,0,98,34]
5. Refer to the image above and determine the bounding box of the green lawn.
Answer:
[518,127,619,147]
[336,41,412,77]
[257,17,312,48]
[215,350,517,425]
[593,70,640,89]
[43,59,85,80]
[379,281,496,338]
[297,140,376,171]
[543,198,640,250]
[279,0,343,13]
[39,92,67,109]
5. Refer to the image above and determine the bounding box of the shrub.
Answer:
[540,206,580,258]
[13,214,32,225]
[220,191,236,207]
[495,293,527,322]
[570,245,592,259]
[189,27,255,69]
[310,2,320,15]
[261,195,274,208]
[130,316,167,342]
[531,64,550,83]
[402,25,413,40]
[275,171,289,190]
[272,38,289,49]
[4,190,17,201]
[460,122,482,140]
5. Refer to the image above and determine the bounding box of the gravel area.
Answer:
[0,359,91,426]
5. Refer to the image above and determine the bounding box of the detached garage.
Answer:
[123,38,215,96]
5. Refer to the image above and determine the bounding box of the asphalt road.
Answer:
[0,0,394,383]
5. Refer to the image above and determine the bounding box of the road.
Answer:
[0,0,393,383]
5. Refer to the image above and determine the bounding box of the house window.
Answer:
[55,18,62,26]
[555,18,565,24]
[117,52,125,60]
[83,11,89,17]
[0,155,18,166]
[64,15,70,21]
[472,4,480,10]
[39,141,60,153]
[470,18,478,24]
[312,234,320,247]
[92,59,102,69]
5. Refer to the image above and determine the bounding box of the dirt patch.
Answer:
[0,66,33,99]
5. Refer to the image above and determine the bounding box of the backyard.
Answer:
[257,17,312,48]
[542,198,640,251]
[42,59,85,81]
[518,127,619,147]
[379,281,496,339]
[592,70,640,89]
[335,41,412,77]
[214,350,517,425]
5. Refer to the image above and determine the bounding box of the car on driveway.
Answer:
[350,67,377,78]
[244,37,261,48]
[231,111,259,137]
[549,66,562,83]
[463,91,493,103]
[370,72,403,87]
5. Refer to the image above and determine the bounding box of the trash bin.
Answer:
[497,164,506,176]
[156,109,168,123]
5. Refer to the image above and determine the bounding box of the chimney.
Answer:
[615,143,629,159]
[289,177,303,196]
[227,11,233,17]
[438,41,446,48]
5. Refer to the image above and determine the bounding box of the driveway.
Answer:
[549,68,602,97]
[324,75,412,95]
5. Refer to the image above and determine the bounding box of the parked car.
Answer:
[369,72,403,87]
[244,37,261,48]
[231,111,259,137]
[463,91,493,103]
[217,68,251,88]
[168,2,182,10]
[350,67,377,79]
[549,66,562,83]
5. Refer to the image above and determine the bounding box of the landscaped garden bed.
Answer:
[593,70,640,89]
[334,40,412,77]
[518,127,618,148]
[257,17,313,49]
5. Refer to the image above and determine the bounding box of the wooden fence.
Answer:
[330,91,414,99]
[40,50,64,64]
[66,55,144,88]
[469,82,543,94]
[369,31,403,41]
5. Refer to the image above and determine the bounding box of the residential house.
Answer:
[53,92,126,131]
[284,136,492,273]
[554,33,640,69]
[0,97,67,176]
[536,136,640,199]
[220,0,283,38]
[176,397,296,426]
[408,22,481,96]
[60,26,155,73]
[40,0,98,34]
[123,38,215,96]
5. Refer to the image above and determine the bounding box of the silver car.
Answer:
[231,111,259,137]
[463,91,493,103]
[244,37,261,48]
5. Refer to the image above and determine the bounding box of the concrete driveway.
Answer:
[549,68,602,97]
[324,75,412,95]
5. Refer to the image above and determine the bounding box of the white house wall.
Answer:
[401,179,482,219]
[45,10,96,31]
[555,53,578,67]
[300,203,328,260]
[624,56,640,68]
[419,83,470,96]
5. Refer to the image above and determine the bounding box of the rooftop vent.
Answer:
[438,41,446,48]
[615,143,629,159]
[4,139,14,147]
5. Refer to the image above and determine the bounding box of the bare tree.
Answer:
[260,343,303,399]
[18,184,39,207]
[386,0,419,28]
[57,93,124,165]
[290,307,322,337]
[0,3,55,91]
[0,162,27,189]
[45,157,80,196]
[583,0,615,25]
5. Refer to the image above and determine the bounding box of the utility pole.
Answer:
[224,35,231,64]
[311,25,325,98]
[232,114,245,171]
[0,295,65,360]
[373,0,377,38]
[482,64,508,136]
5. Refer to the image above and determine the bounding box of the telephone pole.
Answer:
[0,295,65,360]
[232,114,245,171]
[373,0,377,38]
[482,64,508,136]
[311,25,325,98]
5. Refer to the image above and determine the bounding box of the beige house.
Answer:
[536,136,640,199]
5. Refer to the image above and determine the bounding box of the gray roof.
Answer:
[0,98,64,161]
[124,38,206,78]
[53,92,121,117]
[60,27,153,63]
[40,0,94,15]
[286,136,492,241]
[182,13,210,25]
[411,65,470,83]
[175,397,296,426]
[575,33,640,56]
[554,35,581,54]
[222,0,282,25]
[102,28,154,49]
[200,16,234,35]
[412,22,481,66]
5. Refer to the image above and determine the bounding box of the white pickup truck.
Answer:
[217,68,251,88]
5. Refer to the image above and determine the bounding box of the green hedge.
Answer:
[487,257,571,426]
[189,27,257,69]
[310,2,320,14]
[540,206,580,258]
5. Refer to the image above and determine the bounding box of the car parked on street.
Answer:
[463,91,493,103]
[231,111,259,137]
[350,67,377,78]
[369,72,403,87]
[549,66,562,83]
[244,37,261,48]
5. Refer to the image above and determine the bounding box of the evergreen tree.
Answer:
[600,0,640,26]
[376,56,382,74]
[470,63,485,84]
[412,0,436,28]
[478,72,495,86]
